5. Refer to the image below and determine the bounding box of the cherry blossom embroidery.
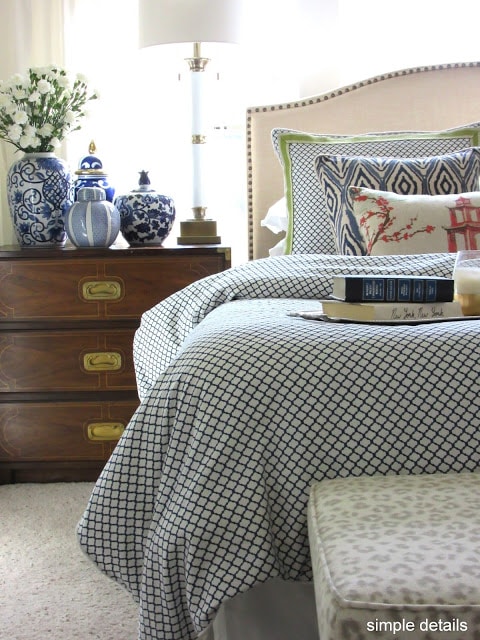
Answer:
[351,186,436,254]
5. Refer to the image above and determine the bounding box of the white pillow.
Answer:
[261,197,288,234]
[350,186,480,256]
[261,197,288,256]
[268,237,287,257]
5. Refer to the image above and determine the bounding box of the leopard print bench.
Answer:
[307,472,480,639]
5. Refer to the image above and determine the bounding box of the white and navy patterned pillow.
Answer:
[315,147,480,255]
[271,125,480,255]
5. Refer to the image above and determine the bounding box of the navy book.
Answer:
[332,275,454,303]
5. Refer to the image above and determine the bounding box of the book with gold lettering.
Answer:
[332,275,454,303]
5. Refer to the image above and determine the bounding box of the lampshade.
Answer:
[138,0,244,48]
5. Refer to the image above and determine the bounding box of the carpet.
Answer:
[0,482,139,639]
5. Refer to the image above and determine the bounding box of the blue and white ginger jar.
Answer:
[74,141,115,202]
[65,186,120,247]
[115,171,175,246]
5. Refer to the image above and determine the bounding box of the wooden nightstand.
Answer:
[0,244,231,483]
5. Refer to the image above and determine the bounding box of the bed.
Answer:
[78,62,480,640]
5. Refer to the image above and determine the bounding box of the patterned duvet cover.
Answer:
[77,253,480,640]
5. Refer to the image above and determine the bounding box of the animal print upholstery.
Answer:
[308,472,480,639]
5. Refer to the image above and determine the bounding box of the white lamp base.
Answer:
[177,218,221,244]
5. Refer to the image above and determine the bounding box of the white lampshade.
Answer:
[138,0,244,48]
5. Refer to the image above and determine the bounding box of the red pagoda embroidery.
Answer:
[444,196,480,251]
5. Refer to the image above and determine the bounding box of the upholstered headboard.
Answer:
[247,62,480,260]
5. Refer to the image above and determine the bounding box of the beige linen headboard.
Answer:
[247,62,480,261]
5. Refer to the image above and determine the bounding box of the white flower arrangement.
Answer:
[0,65,98,154]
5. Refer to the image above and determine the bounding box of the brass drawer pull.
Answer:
[83,351,122,371]
[87,422,125,441]
[81,280,122,301]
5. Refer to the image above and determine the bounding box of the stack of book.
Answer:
[321,275,462,323]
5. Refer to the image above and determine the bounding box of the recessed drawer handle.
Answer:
[83,352,122,371]
[82,280,122,301]
[87,422,125,441]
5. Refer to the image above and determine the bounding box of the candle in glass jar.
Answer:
[454,250,480,316]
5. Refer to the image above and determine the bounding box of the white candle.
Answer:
[454,268,480,294]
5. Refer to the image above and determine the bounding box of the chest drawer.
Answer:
[0,329,136,392]
[0,400,138,462]
[0,252,226,321]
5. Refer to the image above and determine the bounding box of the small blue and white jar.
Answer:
[74,142,115,202]
[115,171,175,246]
[65,186,120,248]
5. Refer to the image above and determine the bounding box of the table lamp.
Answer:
[138,0,244,244]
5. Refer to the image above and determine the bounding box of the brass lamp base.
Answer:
[177,218,221,245]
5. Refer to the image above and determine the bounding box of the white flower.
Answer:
[38,123,54,136]
[0,93,12,108]
[28,91,41,103]
[7,124,22,142]
[12,87,27,100]
[13,110,28,124]
[37,79,52,94]
[64,110,76,124]
[0,65,97,152]
[6,103,17,116]
[34,66,52,77]
[57,75,70,89]
[19,134,41,149]
[24,124,36,137]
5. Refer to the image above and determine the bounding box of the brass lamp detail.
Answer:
[192,206,207,219]
[186,42,209,72]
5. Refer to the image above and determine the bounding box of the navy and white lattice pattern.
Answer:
[77,253,480,640]
[271,125,480,255]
